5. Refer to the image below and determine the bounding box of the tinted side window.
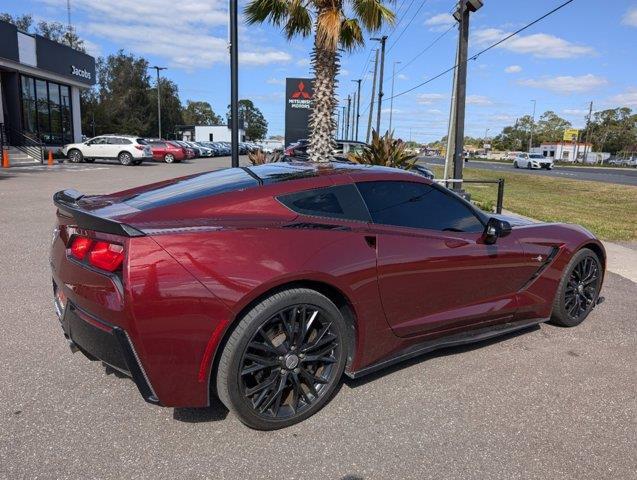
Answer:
[278,184,370,222]
[357,181,483,233]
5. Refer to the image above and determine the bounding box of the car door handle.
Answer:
[364,235,377,249]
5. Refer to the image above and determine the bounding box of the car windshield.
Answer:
[529,154,545,159]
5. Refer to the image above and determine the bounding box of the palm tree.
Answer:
[245,0,394,162]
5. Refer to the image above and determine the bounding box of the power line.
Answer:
[393,23,456,79]
[387,0,431,53]
[389,0,576,101]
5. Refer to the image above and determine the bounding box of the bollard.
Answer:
[48,150,54,166]
[2,149,8,168]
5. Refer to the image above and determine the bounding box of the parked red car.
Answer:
[50,163,605,429]
[147,140,187,163]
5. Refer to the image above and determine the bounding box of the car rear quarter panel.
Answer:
[151,227,404,374]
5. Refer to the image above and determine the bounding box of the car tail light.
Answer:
[69,235,125,272]
[71,235,92,260]
[134,145,145,150]
[88,241,125,271]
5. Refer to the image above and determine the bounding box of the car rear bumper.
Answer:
[55,281,160,405]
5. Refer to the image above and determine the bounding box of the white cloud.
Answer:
[518,74,608,94]
[607,88,637,107]
[427,109,443,114]
[340,69,350,76]
[621,7,637,27]
[266,78,285,85]
[473,28,595,58]
[297,58,311,67]
[40,0,292,69]
[466,95,493,106]
[397,73,408,80]
[424,13,455,31]
[504,65,522,74]
[416,93,445,104]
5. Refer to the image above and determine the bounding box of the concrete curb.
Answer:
[503,210,637,283]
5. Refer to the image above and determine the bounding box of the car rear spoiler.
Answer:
[53,189,145,237]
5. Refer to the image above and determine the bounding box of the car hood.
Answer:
[491,213,535,227]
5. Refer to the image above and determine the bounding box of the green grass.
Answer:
[429,165,637,242]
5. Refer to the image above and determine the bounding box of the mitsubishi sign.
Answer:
[285,78,314,147]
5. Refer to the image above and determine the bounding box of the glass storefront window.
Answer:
[20,74,74,145]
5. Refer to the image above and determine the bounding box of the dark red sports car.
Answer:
[50,162,606,429]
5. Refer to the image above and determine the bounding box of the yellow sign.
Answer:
[563,128,579,141]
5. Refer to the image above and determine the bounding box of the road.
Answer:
[421,157,637,186]
[1,158,635,479]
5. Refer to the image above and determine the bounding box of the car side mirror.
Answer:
[483,217,512,245]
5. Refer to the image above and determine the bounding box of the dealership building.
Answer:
[0,19,95,162]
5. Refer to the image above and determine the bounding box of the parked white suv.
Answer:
[513,153,554,170]
[62,135,153,166]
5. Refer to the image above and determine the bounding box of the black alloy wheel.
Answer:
[239,305,339,419]
[216,288,347,430]
[551,248,602,327]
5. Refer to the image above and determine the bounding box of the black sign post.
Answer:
[284,78,314,148]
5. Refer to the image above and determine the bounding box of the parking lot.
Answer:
[1,158,635,479]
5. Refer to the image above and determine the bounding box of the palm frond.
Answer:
[244,0,290,26]
[339,18,364,51]
[284,0,313,38]
[351,0,395,31]
[349,130,417,169]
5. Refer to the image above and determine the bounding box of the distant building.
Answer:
[176,125,245,143]
[538,142,592,162]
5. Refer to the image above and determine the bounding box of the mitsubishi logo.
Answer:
[291,81,311,99]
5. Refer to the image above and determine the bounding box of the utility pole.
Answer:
[351,92,358,140]
[352,79,361,140]
[583,101,593,160]
[371,36,388,133]
[345,95,351,140]
[366,49,379,143]
[341,106,346,139]
[528,99,536,152]
[229,0,240,167]
[66,0,73,48]
[336,108,341,138]
[451,0,482,192]
[389,61,401,133]
[444,31,460,184]
[151,66,167,139]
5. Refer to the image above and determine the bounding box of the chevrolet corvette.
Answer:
[50,162,605,429]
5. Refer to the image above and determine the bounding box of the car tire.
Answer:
[164,153,175,164]
[550,248,602,327]
[513,161,519,168]
[216,288,348,430]
[527,162,532,169]
[67,149,83,163]
[118,152,133,166]
[83,158,95,163]
[132,160,142,166]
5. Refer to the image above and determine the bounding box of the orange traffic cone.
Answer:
[48,150,54,166]
[2,150,9,168]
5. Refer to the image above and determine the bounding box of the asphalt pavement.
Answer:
[421,157,637,186]
[1,158,635,479]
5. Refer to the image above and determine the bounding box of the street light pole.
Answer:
[229,0,240,167]
[371,36,388,133]
[529,99,536,152]
[151,66,167,139]
[388,61,401,133]
[352,79,361,140]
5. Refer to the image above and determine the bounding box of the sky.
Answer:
[3,0,636,143]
